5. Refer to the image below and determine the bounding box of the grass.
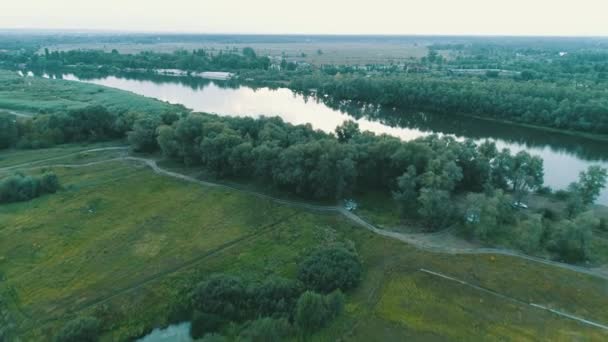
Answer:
[0,142,125,169]
[2,147,608,341]
[43,42,430,66]
[0,70,178,115]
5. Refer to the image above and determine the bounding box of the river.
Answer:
[48,72,608,204]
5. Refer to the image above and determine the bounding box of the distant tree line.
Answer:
[8,48,272,72]
[289,74,608,134]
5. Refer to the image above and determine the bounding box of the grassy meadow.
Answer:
[1,147,608,341]
[0,70,178,115]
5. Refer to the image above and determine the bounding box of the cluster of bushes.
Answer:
[0,171,60,204]
[52,246,360,341]
[182,246,359,340]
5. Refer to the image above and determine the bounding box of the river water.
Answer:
[54,73,608,204]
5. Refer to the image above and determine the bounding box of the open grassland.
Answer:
[0,70,177,115]
[43,42,430,65]
[1,148,608,341]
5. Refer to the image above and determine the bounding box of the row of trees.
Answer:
[17,48,272,72]
[0,171,59,204]
[289,74,608,134]
[150,112,544,209]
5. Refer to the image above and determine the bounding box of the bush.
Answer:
[297,247,361,293]
[0,171,60,203]
[250,276,302,318]
[547,213,596,262]
[294,290,345,335]
[190,311,226,339]
[54,317,100,342]
[294,291,328,334]
[237,317,291,342]
[190,274,248,321]
[600,218,607,232]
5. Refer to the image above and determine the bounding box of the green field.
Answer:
[42,42,431,66]
[0,70,177,115]
[1,147,608,341]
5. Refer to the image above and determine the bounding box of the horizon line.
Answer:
[1,28,608,39]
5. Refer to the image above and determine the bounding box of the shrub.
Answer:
[54,317,100,342]
[547,213,596,262]
[294,291,328,334]
[294,290,345,335]
[0,171,60,203]
[249,276,302,319]
[237,317,291,342]
[190,311,226,339]
[297,247,361,293]
[190,274,248,321]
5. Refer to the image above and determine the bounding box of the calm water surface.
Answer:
[57,73,608,204]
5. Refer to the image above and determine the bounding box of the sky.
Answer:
[2,0,607,36]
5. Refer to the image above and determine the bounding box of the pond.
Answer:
[51,72,608,205]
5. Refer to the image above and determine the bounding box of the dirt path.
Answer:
[9,148,608,281]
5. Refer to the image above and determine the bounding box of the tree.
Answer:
[297,247,361,293]
[393,166,418,215]
[0,115,18,149]
[190,274,248,321]
[127,116,162,152]
[575,165,608,205]
[463,190,514,241]
[508,151,544,201]
[418,188,453,230]
[335,120,360,143]
[237,317,291,342]
[190,311,226,339]
[517,214,545,253]
[548,213,596,262]
[40,171,60,194]
[242,47,257,59]
[294,291,328,334]
[54,317,100,342]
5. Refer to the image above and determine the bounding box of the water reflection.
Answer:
[38,71,608,204]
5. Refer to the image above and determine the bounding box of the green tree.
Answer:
[548,212,596,262]
[190,274,248,321]
[393,166,418,215]
[294,291,328,334]
[127,116,162,152]
[575,165,608,205]
[508,151,544,202]
[297,247,361,293]
[0,115,19,149]
[517,214,545,253]
[237,317,291,342]
[335,120,360,143]
[418,188,453,230]
[190,311,226,339]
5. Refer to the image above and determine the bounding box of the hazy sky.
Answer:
[2,0,607,36]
